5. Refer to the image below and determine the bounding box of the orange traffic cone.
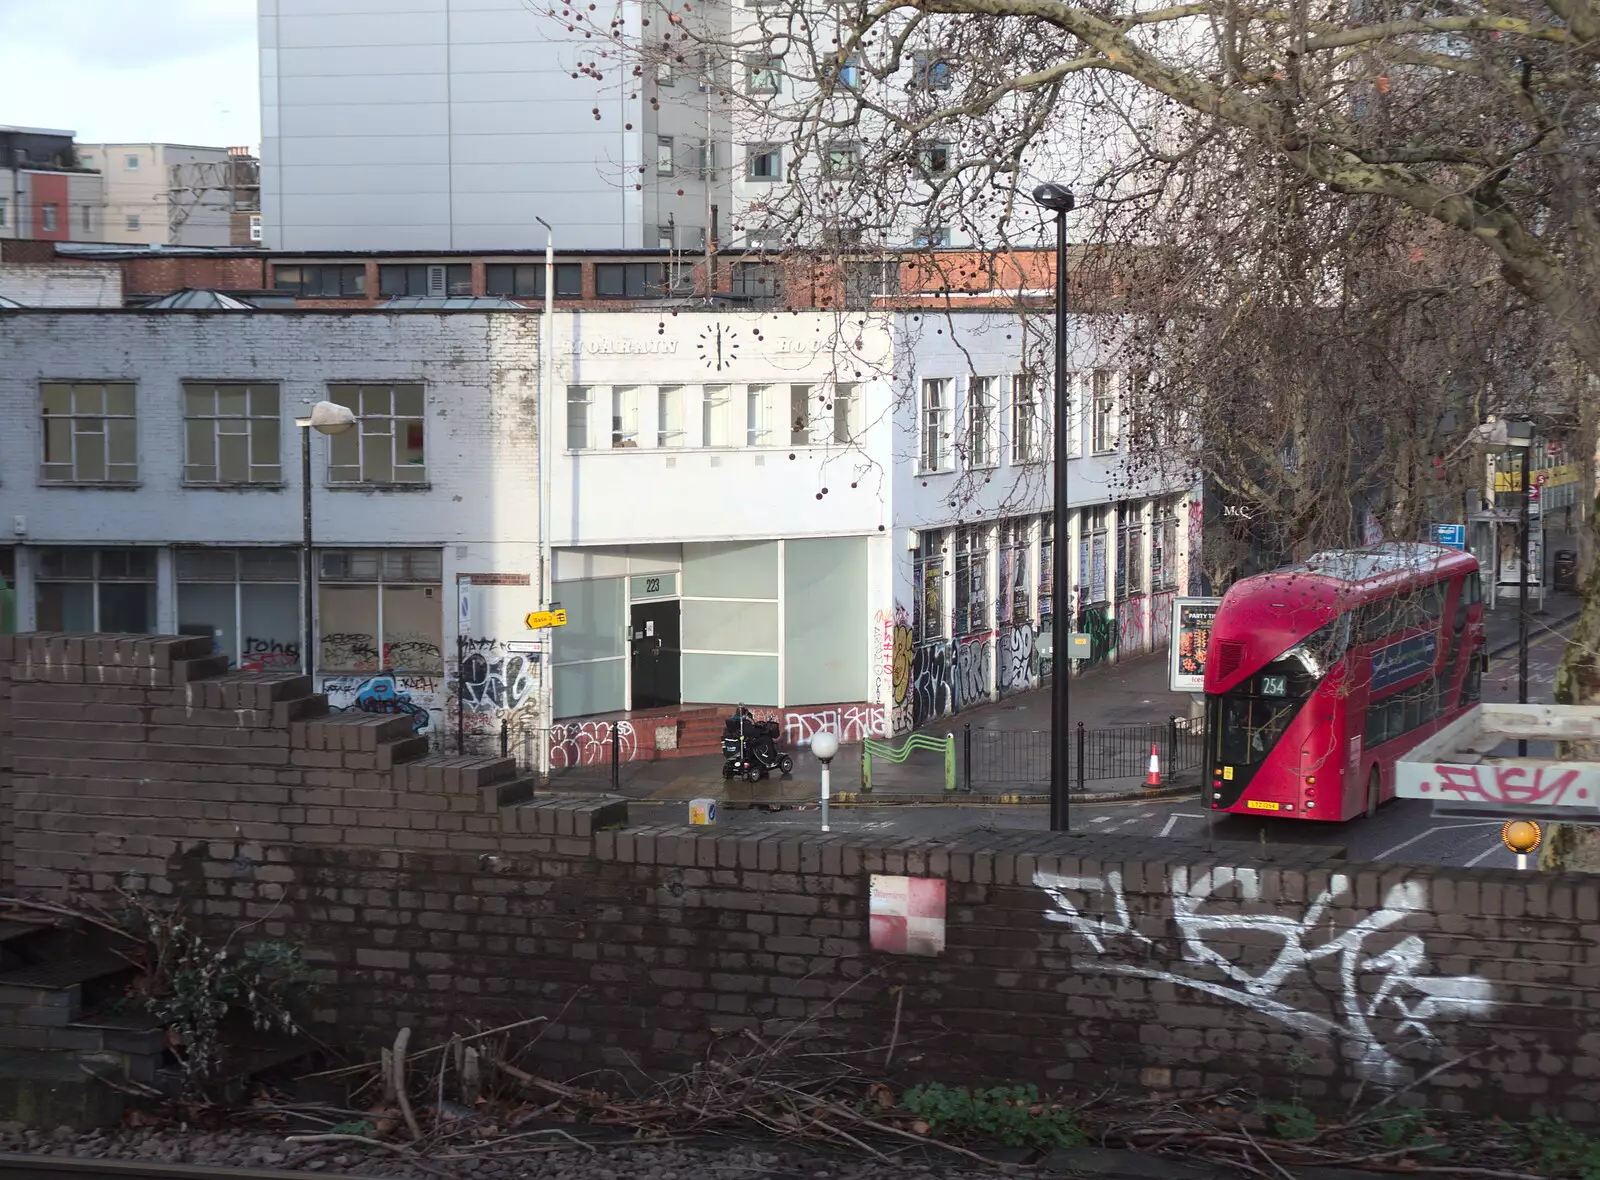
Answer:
[1146,743,1162,787]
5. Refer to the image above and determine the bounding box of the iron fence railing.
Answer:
[965,717,1203,791]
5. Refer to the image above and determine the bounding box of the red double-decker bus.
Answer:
[1204,542,1485,821]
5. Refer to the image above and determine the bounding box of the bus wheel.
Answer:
[1365,766,1382,818]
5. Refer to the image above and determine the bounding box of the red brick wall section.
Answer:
[118,256,266,295]
[3,632,1599,1127]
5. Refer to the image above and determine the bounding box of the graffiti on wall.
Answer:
[1076,604,1116,669]
[1034,866,1496,1084]
[1150,591,1175,653]
[954,633,992,710]
[1116,599,1147,655]
[322,672,438,734]
[891,610,914,736]
[447,637,542,753]
[912,642,953,727]
[321,632,380,671]
[241,637,299,672]
[782,705,886,745]
[998,624,1039,693]
[549,720,637,768]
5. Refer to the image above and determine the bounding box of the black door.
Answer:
[630,600,681,709]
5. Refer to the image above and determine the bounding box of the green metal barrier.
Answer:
[860,732,956,793]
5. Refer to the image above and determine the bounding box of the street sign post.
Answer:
[1430,523,1466,550]
[525,609,568,630]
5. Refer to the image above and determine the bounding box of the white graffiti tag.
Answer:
[1033,867,1495,1084]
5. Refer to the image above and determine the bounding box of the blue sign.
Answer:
[1431,523,1466,550]
[1370,632,1439,693]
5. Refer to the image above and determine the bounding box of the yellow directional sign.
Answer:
[525,609,568,630]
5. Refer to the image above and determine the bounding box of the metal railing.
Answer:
[964,717,1203,792]
[861,732,956,793]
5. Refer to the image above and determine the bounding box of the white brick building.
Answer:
[0,301,1199,762]
[0,308,541,746]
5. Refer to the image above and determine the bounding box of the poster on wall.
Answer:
[869,875,946,956]
[1169,597,1222,693]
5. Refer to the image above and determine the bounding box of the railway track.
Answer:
[0,1153,353,1180]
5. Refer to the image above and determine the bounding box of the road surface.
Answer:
[707,625,1572,869]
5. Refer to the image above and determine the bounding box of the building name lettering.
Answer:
[575,340,681,355]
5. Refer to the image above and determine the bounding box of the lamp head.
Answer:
[810,731,840,763]
[1031,183,1075,213]
[308,400,356,435]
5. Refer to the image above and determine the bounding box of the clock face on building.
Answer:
[698,323,739,371]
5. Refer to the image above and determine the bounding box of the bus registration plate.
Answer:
[1246,800,1281,811]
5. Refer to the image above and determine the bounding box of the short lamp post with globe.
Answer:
[295,400,357,679]
[810,731,840,833]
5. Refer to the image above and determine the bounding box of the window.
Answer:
[657,136,675,175]
[832,383,859,444]
[746,385,772,446]
[998,521,1030,627]
[843,260,900,306]
[954,527,990,637]
[379,264,472,297]
[318,548,444,675]
[485,263,582,298]
[1081,507,1109,602]
[1011,373,1041,463]
[912,52,954,90]
[273,265,366,297]
[41,204,58,231]
[177,548,301,671]
[250,215,263,243]
[967,377,995,468]
[184,383,281,484]
[1039,518,1054,624]
[919,378,951,472]
[1091,370,1116,453]
[657,386,685,447]
[124,154,140,171]
[567,385,592,449]
[731,262,781,305]
[746,57,782,94]
[824,141,860,176]
[658,226,676,250]
[80,204,92,232]
[696,142,717,176]
[326,384,426,484]
[594,262,666,298]
[836,53,862,88]
[913,225,950,247]
[788,384,814,446]
[656,57,675,85]
[125,214,141,232]
[611,386,640,447]
[919,141,951,174]
[0,198,7,227]
[41,382,137,483]
[36,548,156,632]
[1116,504,1143,600]
[914,530,944,642]
[702,385,731,446]
[1152,500,1179,591]
[746,144,782,181]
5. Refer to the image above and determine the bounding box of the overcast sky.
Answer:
[0,0,259,149]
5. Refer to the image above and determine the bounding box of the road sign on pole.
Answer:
[1430,523,1466,550]
[525,609,568,630]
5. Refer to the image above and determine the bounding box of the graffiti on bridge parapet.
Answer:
[1034,865,1496,1085]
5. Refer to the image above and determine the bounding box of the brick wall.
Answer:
[4,632,1599,1126]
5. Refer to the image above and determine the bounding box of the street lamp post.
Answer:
[1033,182,1075,833]
[296,401,357,681]
[535,216,555,784]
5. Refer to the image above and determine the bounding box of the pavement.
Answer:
[549,647,1200,804]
